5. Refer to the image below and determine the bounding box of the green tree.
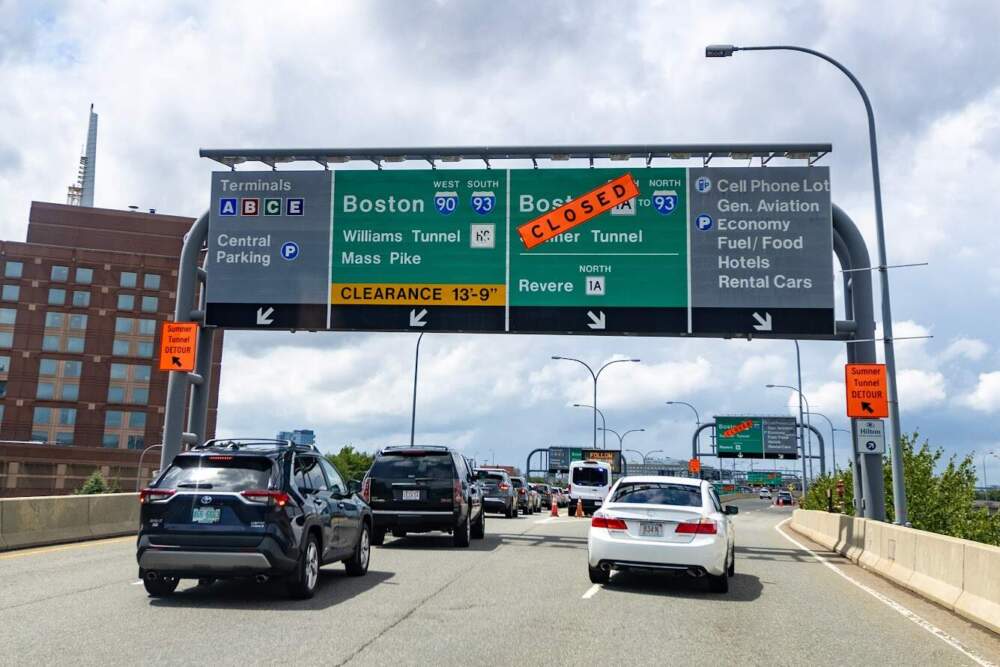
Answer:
[800,467,855,515]
[74,470,120,495]
[326,446,374,482]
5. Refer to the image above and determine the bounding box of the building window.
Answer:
[0,355,10,373]
[2,285,19,301]
[134,365,151,382]
[69,314,88,330]
[48,288,66,305]
[36,382,55,399]
[33,407,52,424]
[60,383,79,401]
[130,387,149,404]
[110,363,128,379]
[120,272,137,288]
[112,339,129,356]
[42,335,60,352]
[143,274,161,290]
[59,408,77,425]
[0,308,15,325]
[141,296,158,313]
[117,294,134,310]
[0,332,12,348]
[127,434,145,450]
[66,337,85,353]
[39,358,59,375]
[107,386,125,403]
[72,290,91,307]
[4,261,23,278]
[51,266,69,282]
[75,267,93,284]
[64,360,82,377]
[32,431,49,443]
[55,432,74,445]
[105,411,123,428]
[138,319,157,336]
[115,317,134,334]
[0,380,6,398]
[129,411,147,429]
[45,312,65,328]
[137,342,153,358]
[102,434,119,448]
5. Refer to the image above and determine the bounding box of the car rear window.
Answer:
[157,456,272,492]
[511,478,524,488]
[610,482,703,507]
[371,452,455,479]
[572,467,607,486]
[477,471,505,483]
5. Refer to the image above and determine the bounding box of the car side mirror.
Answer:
[724,505,739,515]
[348,480,361,495]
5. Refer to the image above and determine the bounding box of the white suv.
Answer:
[587,476,737,593]
[758,488,772,500]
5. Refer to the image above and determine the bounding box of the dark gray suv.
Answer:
[476,468,518,518]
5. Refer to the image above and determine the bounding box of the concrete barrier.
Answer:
[790,509,1000,636]
[0,493,139,551]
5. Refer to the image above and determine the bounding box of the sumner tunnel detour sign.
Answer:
[204,166,835,339]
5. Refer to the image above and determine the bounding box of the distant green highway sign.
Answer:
[715,416,798,459]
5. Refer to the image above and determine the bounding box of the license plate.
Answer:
[402,489,420,501]
[191,507,221,524]
[595,499,602,506]
[640,522,663,537]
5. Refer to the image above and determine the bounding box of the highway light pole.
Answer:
[643,449,664,464]
[599,427,645,452]
[666,400,702,455]
[573,403,607,449]
[767,384,811,495]
[409,332,424,447]
[552,356,640,449]
[806,411,838,473]
[706,43,906,523]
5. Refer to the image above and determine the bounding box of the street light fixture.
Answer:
[598,427,645,451]
[552,356,640,448]
[643,449,665,464]
[707,42,906,523]
[573,403,607,449]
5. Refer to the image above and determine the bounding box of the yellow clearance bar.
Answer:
[331,283,506,307]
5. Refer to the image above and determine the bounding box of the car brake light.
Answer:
[139,488,175,504]
[208,456,233,461]
[453,480,463,505]
[518,488,526,495]
[361,478,371,503]
[591,514,628,530]
[499,482,510,491]
[241,489,290,508]
[675,518,717,534]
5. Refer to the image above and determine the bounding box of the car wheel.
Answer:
[708,571,729,593]
[727,547,735,577]
[287,535,320,599]
[345,522,371,576]
[471,508,485,539]
[371,528,385,546]
[505,503,513,518]
[453,509,471,547]
[512,504,519,518]
[143,575,179,597]
[588,564,609,585]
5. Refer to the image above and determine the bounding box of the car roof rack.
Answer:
[191,438,320,453]
[380,444,451,452]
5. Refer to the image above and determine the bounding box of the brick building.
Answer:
[0,202,223,496]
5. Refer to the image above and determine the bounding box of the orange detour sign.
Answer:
[158,322,199,372]
[845,363,889,418]
[516,173,639,250]
[688,458,701,474]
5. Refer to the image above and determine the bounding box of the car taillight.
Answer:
[675,518,717,534]
[518,488,526,495]
[453,480,463,505]
[240,489,290,508]
[591,514,628,530]
[361,478,371,503]
[499,482,510,491]
[139,488,175,504]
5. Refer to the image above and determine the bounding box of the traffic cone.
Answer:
[550,496,559,517]
[575,499,584,518]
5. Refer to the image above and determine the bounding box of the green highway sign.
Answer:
[204,166,835,338]
[748,471,783,486]
[715,416,798,460]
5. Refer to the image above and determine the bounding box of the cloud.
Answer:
[896,369,947,410]
[961,372,1000,413]
[737,354,787,387]
[941,338,989,363]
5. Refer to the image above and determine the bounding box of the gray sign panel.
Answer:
[689,166,834,336]
[548,447,570,472]
[763,417,798,458]
[854,419,885,455]
[205,171,332,328]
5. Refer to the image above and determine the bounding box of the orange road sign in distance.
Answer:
[516,173,640,250]
[688,458,701,474]
[159,322,198,372]
[845,363,888,418]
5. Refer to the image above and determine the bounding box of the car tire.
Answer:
[371,528,385,546]
[287,535,321,600]
[143,575,179,597]
[708,571,729,593]
[471,508,485,539]
[512,504,519,518]
[453,509,471,547]
[588,564,609,585]
[505,503,513,519]
[345,522,371,577]
[727,547,735,577]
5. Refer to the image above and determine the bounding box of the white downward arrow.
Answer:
[409,308,428,327]
[586,311,606,330]
[752,311,772,331]
[256,306,275,326]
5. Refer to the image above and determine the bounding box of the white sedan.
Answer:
[587,476,738,593]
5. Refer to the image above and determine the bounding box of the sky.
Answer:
[2,1,1000,482]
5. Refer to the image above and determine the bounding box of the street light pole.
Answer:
[766,383,810,495]
[552,356,640,449]
[666,401,702,457]
[643,449,664,464]
[599,427,645,452]
[573,403,607,449]
[806,411,838,474]
[409,332,424,447]
[706,42,906,523]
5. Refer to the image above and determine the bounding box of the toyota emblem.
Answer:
[200,496,213,505]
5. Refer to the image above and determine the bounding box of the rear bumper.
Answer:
[483,498,510,513]
[136,535,297,577]
[372,509,458,533]
[588,528,728,576]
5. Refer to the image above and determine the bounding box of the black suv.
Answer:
[364,445,484,547]
[136,438,373,599]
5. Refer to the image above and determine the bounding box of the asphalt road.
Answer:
[0,499,997,666]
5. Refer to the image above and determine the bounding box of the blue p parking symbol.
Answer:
[695,214,714,231]
[280,241,300,261]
